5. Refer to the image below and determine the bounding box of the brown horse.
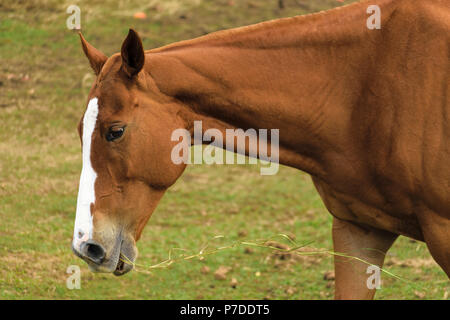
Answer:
[72,0,449,299]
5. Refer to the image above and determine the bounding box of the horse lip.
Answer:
[112,240,134,276]
[113,254,133,276]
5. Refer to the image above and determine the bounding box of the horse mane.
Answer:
[147,0,393,53]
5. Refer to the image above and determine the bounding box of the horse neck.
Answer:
[146,0,397,177]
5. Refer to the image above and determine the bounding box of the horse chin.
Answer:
[113,253,134,276]
[112,239,137,276]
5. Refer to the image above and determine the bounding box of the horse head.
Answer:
[72,30,187,275]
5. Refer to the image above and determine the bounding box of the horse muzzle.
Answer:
[72,235,136,276]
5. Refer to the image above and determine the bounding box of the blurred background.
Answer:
[0,0,448,299]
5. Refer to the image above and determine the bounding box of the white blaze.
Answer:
[73,97,99,250]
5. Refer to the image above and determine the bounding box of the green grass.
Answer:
[0,0,448,300]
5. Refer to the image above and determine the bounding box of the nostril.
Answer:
[86,243,104,259]
[81,240,106,264]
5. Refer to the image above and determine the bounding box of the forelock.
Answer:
[97,54,123,83]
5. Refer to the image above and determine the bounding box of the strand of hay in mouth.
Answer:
[119,233,418,287]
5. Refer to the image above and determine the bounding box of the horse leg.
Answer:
[417,210,450,278]
[332,217,398,300]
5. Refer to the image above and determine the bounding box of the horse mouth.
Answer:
[113,253,133,276]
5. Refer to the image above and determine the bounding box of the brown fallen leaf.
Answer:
[214,266,231,280]
[414,290,426,299]
[244,247,254,254]
[285,287,297,295]
[238,230,248,237]
[323,271,335,281]
[230,278,238,288]
[200,266,210,274]
[133,12,147,20]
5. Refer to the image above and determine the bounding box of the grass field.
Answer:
[0,0,448,299]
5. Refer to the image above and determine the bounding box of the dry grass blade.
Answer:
[119,233,422,289]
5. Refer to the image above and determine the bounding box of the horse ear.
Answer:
[79,33,108,76]
[121,29,145,78]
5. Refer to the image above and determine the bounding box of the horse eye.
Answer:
[106,127,125,142]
